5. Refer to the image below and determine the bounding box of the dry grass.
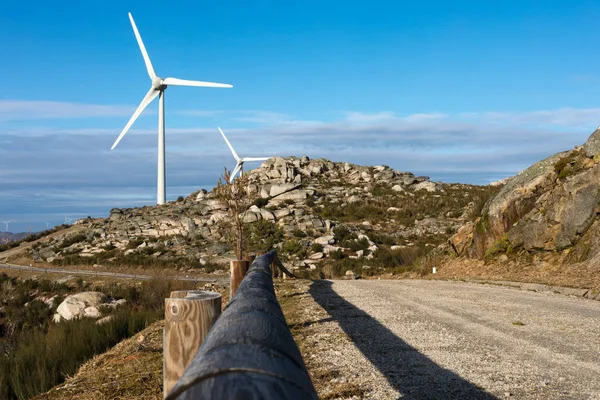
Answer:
[436,257,600,291]
[31,285,229,400]
[30,277,365,399]
[32,321,165,400]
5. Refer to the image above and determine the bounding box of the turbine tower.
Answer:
[45,222,51,230]
[111,13,233,205]
[218,127,272,183]
[1,221,10,232]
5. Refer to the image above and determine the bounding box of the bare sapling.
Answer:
[212,168,255,261]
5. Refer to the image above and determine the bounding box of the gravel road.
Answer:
[309,279,600,399]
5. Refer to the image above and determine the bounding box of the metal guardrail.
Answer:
[165,251,318,400]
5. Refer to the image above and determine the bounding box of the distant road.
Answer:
[0,262,228,285]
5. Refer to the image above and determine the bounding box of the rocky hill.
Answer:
[15,156,494,278]
[448,128,600,288]
[0,232,30,244]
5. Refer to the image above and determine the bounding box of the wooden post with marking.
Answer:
[243,254,255,269]
[230,260,249,298]
[165,251,316,400]
[164,290,222,398]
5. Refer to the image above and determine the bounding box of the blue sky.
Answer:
[1,0,600,232]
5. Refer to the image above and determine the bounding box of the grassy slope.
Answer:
[34,280,360,400]
[32,320,165,400]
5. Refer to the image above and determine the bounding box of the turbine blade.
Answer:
[241,157,271,162]
[111,87,158,150]
[128,12,157,79]
[230,163,243,182]
[163,77,233,88]
[218,127,240,161]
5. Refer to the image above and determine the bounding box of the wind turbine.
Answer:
[218,127,272,183]
[1,221,10,232]
[111,13,233,205]
[64,217,72,225]
[45,222,51,230]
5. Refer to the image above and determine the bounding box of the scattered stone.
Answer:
[413,181,438,192]
[344,270,360,280]
[315,235,335,245]
[55,292,122,322]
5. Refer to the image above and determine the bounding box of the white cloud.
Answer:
[0,100,136,121]
[1,105,597,232]
[176,109,293,125]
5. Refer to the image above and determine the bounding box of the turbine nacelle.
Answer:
[218,127,272,183]
[152,76,167,91]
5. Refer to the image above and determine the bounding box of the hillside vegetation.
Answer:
[0,273,203,399]
[4,157,498,280]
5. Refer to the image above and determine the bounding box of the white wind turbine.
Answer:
[111,13,233,205]
[1,221,11,232]
[218,127,272,183]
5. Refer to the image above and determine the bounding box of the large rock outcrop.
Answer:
[452,128,600,264]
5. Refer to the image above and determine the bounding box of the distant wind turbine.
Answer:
[218,127,272,183]
[45,222,51,230]
[1,221,11,232]
[111,12,233,205]
[64,217,72,225]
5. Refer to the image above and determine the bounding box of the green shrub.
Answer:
[333,225,357,242]
[126,237,145,249]
[310,243,324,253]
[366,232,395,246]
[330,249,345,260]
[293,228,307,238]
[280,238,308,259]
[245,220,284,252]
[253,197,269,208]
[343,238,370,252]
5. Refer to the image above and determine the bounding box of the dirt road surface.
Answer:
[309,279,600,399]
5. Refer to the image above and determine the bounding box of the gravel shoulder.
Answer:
[282,279,600,399]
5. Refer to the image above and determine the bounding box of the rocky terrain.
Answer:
[448,128,600,288]
[11,156,493,278]
[0,232,30,244]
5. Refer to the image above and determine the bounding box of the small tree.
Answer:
[213,168,255,260]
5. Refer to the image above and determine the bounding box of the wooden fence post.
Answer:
[230,260,249,298]
[164,290,222,398]
[243,254,255,269]
[164,252,317,400]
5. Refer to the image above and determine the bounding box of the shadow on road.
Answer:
[309,280,496,400]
